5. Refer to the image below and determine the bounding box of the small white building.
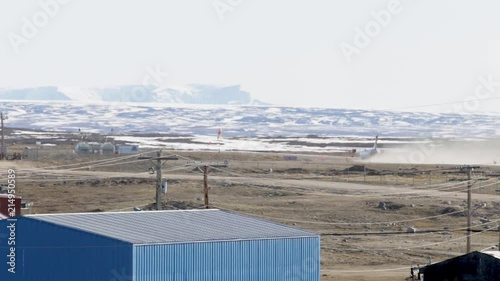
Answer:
[116,144,139,154]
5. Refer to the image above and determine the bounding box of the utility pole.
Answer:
[139,151,178,210]
[204,165,209,209]
[1,112,4,150]
[156,152,162,210]
[458,165,480,254]
[467,168,472,254]
[191,161,228,209]
[0,112,6,160]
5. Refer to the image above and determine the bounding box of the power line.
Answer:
[382,96,500,112]
[206,164,496,200]
[22,197,155,208]
[13,159,150,179]
[16,164,194,183]
[332,224,499,252]
[212,199,500,238]
[258,209,467,226]
[355,179,497,200]
[15,150,160,171]
[14,154,179,178]
[322,218,500,238]
[479,245,499,252]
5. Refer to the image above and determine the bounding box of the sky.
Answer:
[1,0,500,113]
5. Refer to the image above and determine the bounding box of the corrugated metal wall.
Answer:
[0,218,320,281]
[133,236,320,281]
[0,217,133,281]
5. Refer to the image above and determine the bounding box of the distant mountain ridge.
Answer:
[0,86,70,101]
[0,85,268,105]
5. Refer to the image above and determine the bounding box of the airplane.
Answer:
[351,135,379,160]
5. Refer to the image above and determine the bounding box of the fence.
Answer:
[6,147,500,191]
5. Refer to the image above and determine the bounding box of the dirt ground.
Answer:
[1,146,500,281]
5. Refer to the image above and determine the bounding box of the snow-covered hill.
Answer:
[1,101,499,139]
[0,85,266,105]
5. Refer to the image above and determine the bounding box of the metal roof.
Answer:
[483,251,500,259]
[27,209,317,244]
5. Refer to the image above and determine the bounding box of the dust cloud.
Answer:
[371,139,500,165]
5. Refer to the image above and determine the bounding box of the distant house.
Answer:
[116,144,139,154]
[422,251,500,281]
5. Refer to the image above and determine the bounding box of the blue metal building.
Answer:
[0,209,320,281]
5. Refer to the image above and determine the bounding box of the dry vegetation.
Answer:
[2,144,500,281]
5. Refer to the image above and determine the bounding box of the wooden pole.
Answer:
[138,152,178,211]
[0,113,3,146]
[467,169,472,253]
[1,112,4,160]
[204,165,209,209]
[156,151,162,210]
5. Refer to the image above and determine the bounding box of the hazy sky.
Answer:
[1,0,500,113]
